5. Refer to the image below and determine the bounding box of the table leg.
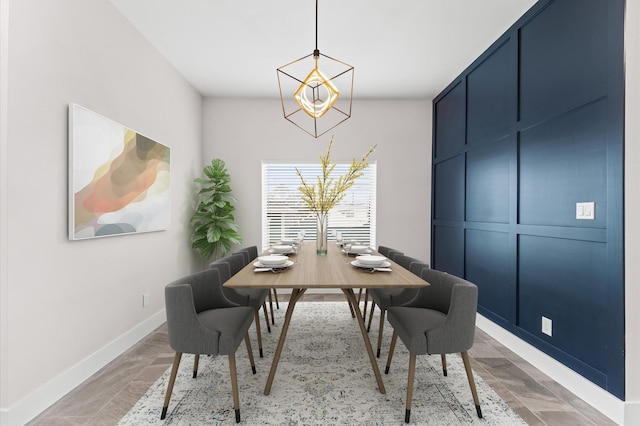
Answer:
[347,297,356,318]
[341,288,386,394]
[264,288,306,395]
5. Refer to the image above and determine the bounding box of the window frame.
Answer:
[261,160,377,250]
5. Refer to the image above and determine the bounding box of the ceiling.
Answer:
[110,0,537,100]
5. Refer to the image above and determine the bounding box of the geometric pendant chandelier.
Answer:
[277,0,354,138]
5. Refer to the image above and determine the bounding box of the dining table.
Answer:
[224,241,429,396]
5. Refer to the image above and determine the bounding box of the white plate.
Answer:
[356,255,387,266]
[253,260,294,269]
[351,260,391,269]
[257,255,288,267]
[342,248,372,255]
[268,249,295,255]
[271,244,294,253]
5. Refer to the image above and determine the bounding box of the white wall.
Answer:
[0,0,202,424]
[202,98,432,262]
[624,0,640,422]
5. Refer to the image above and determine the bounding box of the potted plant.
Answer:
[296,137,375,255]
[190,158,242,260]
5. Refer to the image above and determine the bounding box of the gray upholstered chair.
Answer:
[360,246,405,322]
[387,249,404,262]
[238,246,258,261]
[385,269,482,423]
[225,253,270,334]
[162,268,256,423]
[376,245,394,257]
[210,256,270,357]
[393,254,415,270]
[366,257,428,357]
[235,246,280,322]
[226,251,249,275]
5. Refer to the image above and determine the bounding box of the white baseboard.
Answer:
[476,314,626,425]
[0,309,166,426]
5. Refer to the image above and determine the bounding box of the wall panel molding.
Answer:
[431,0,625,399]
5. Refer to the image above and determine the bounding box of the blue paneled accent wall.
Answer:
[431,0,625,398]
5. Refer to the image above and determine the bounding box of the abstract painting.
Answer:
[69,104,170,240]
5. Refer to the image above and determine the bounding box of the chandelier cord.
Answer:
[314,0,319,57]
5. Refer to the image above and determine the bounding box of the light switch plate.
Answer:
[576,202,595,220]
[542,316,552,336]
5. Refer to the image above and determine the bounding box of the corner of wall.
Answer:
[624,0,640,412]
[0,0,10,418]
[625,401,640,426]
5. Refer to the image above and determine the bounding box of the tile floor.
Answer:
[28,294,617,426]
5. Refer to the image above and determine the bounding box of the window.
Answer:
[262,161,377,249]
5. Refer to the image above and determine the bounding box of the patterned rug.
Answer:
[118,302,526,425]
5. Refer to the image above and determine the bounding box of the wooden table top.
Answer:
[224,242,429,289]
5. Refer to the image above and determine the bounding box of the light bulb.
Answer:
[294,66,340,118]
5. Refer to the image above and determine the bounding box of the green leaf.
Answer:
[191,158,243,260]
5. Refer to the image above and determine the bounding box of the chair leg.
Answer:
[363,290,369,322]
[367,303,376,332]
[376,308,386,358]
[360,295,366,322]
[441,354,448,376]
[262,302,271,333]
[405,354,417,423]
[272,288,280,309]
[161,352,182,420]
[461,351,482,418]
[254,312,264,358]
[193,354,200,378]
[228,354,241,423]
[385,330,398,374]
[357,288,363,304]
[245,333,256,374]
[268,291,275,325]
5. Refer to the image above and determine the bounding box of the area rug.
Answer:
[118,302,526,425]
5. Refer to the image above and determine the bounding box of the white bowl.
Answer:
[271,244,293,253]
[278,240,296,245]
[349,245,369,254]
[356,255,387,267]
[258,255,288,267]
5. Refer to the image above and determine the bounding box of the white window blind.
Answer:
[262,161,377,249]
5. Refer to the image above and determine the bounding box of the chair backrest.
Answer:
[409,261,429,277]
[394,255,423,270]
[387,249,404,262]
[209,260,249,306]
[209,259,232,283]
[167,268,229,314]
[377,245,394,257]
[238,246,259,262]
[232,250,250,266]
[411,269,474,315]
[223,253,247,276]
